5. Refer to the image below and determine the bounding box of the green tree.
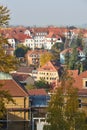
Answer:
[51,41,64,62]
[35,78,52,91]
[68,47,79,70]
[52,42,64,51]
[81,49,87,72]
[44,71,87,130]
[76,33,84,49]
[51,43,61,61]
[14,45,30,58]
[0,5,10,27]
[0,5,16,125]
[65,51,70,66]
[70,33,84,49]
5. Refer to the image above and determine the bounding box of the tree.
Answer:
[14,45,30,58]
[81,48,87,72]
[68,47,79,70]
[0,85,14,124]
[65,51,70,66]
[0,5,10,27]
[52,42,64,51]
[35,78,52,91]
[40,52,53,67]
[0,5,16,126]
[44,71,87,130]
[0,37,18,72]
[25,84,36,90]
[70,33,84,49]
[76,33,84,49]
[51,41,64,62]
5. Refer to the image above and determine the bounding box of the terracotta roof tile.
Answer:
[38,61,59,71]
[68,70,78,78]
[74,71,87,89]
[28,89,47,96]
[12,73,29,81]
[17,66,35,74]
[0,79,28,97]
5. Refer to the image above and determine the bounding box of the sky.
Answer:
[0,0,87,27]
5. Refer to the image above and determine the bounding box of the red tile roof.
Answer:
[12,73,29,81]
[38,61,58,71]
[28,89,47,96]
[0,79,28,97]
[74,71,87,89]
[17,66,34,74]
[68,70,78,78]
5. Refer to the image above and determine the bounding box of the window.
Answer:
[78,99,82,108]
[85,81,87,87]
[58,38,60,40]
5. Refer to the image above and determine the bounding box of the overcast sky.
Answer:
[0,0,87,26]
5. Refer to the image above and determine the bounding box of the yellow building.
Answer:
[25,50,48,66]
[0,78,29,130]
[37,61,60,87]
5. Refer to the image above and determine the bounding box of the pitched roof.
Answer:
[28,89,47,96]
[12,73,29,82]
[74,71,87,89]
[0,79,28,97]
[68,70,78,78]
[60,48,72,55]
[17,66,35,74]
[38,61,59,72]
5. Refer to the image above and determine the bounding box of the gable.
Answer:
[39,61,57,71]
[74,71,87,89]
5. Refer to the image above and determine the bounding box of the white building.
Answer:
[34,32,47,49]
[44,32,62,50]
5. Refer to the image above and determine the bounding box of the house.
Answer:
[24,36,34,49]
[11,73,35,86]
[25,50,48,66]
[37,61,60,87]
[73,71,87,114]
[44,32,62,50]
[16,66,38,81]
[68,69,79,78]
[34,31,48,49]
[0,72,29,130]
[60,48,85,64]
